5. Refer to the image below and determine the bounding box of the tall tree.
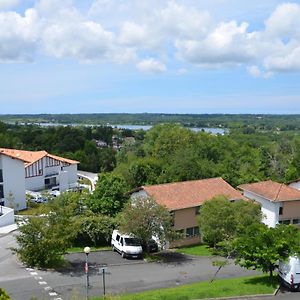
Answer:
[118,196,174,252]
[87,173,129,216]
[198,196,261,248]
[235,224,300,277]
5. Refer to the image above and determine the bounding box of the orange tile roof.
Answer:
[0,148,79,166]
[142,177,245,211]
[238,180,300,202]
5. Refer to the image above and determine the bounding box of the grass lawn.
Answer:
[92,275,278,300]
[175,244,213,256]
[66,246,111,253]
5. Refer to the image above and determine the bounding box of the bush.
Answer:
[0,288,11,300]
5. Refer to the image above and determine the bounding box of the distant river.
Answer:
[18,122,227,135]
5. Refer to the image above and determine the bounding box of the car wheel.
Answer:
[121,251,125,258]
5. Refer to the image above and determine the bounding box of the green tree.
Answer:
[74,214,116,246]
[198,196,261,249]
[14,193,85,267]
[118,196,174,252]
[87,173,129,216]
[235,224,300,277]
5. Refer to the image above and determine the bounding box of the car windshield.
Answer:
[124,238,141,246]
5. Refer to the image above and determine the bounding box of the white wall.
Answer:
[1,155,26,211]
[0,206,14,227]
[243,190,280,227]
[25,156,78,192]
[25,175,45,191]
[289,181,300,191]
[64,164,78,185]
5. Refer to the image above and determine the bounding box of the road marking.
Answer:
[49,292,58,296]
[30,271,38,276]
[38,281,47,285]
[44,286,52,291]
[34,276,43,280]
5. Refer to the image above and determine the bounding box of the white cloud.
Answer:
[118,21,147,46]
[0,0,300,75]
[42,20,114,62]
[265,3,300,39]
[176,21,256,67]
[247,65,273,78]
[159,1,212,39]
[0,8,38,62]
[0,0,19,10]
[136,58,166,73]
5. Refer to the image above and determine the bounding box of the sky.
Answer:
[1,0,300,114]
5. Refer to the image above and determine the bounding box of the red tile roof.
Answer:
[238,180,300,202]
[142,177,245,210]
[0,148,79,166]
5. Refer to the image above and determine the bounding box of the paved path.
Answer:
[1,232,299,299]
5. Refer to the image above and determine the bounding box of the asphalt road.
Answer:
[1,232,300,300]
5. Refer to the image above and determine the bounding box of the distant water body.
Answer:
[18,122,227,135]
[114,124,226,135]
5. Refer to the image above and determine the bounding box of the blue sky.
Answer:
[1,0,300,114]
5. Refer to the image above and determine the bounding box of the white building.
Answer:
[288,178,300,191]
[0,148,79,211]
[238,180,300,228]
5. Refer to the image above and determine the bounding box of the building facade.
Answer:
[0,148,79,211]
[238,180,300,228]
[131,177,245,247]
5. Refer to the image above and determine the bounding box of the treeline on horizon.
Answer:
[0,121,299,189]
[1,113,300,131]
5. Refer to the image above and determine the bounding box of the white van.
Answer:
[111,230,143,259]
[278,256,300,291]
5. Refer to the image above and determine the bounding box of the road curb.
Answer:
[193,285,280,300]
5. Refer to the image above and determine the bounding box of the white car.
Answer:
[279,256,300,291]
[111,230,143,259]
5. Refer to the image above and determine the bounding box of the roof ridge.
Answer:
[274,183,283,201]
[143,177,223,189]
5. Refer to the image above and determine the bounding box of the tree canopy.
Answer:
[234,223,300,277]
[118,196,174,252]
[198,196,262,249]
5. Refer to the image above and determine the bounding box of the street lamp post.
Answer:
[84,246,91,300]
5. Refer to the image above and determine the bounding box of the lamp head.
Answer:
[84,246,91,255]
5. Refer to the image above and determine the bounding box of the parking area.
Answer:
[62,249,193,276]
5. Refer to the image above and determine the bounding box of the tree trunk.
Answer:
[269,269,273,277]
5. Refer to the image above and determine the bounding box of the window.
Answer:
[0,169,3,182]
[170,211,175,226]
[279,219,291,225]
[195,206,200,215]
[0,185,4,199]
[186,226,200,237]
[279,207,283,215]
[292,219,300,225]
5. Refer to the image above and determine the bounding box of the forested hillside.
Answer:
[0,121,299,188]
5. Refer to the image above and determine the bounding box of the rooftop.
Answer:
[0,148,79,166]
[238,180,300,202]
[141,177,245,210]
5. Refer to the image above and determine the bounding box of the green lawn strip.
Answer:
[175,244,214,256]
[66,246,111,253]
[92,275,278,300]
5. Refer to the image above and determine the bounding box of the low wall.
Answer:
[0,206,15,227]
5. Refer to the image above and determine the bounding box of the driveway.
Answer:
[3,233,298,300]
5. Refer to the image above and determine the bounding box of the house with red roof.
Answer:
[0,148,79,212]
[238,180,300,228]
[131,177,245,247]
